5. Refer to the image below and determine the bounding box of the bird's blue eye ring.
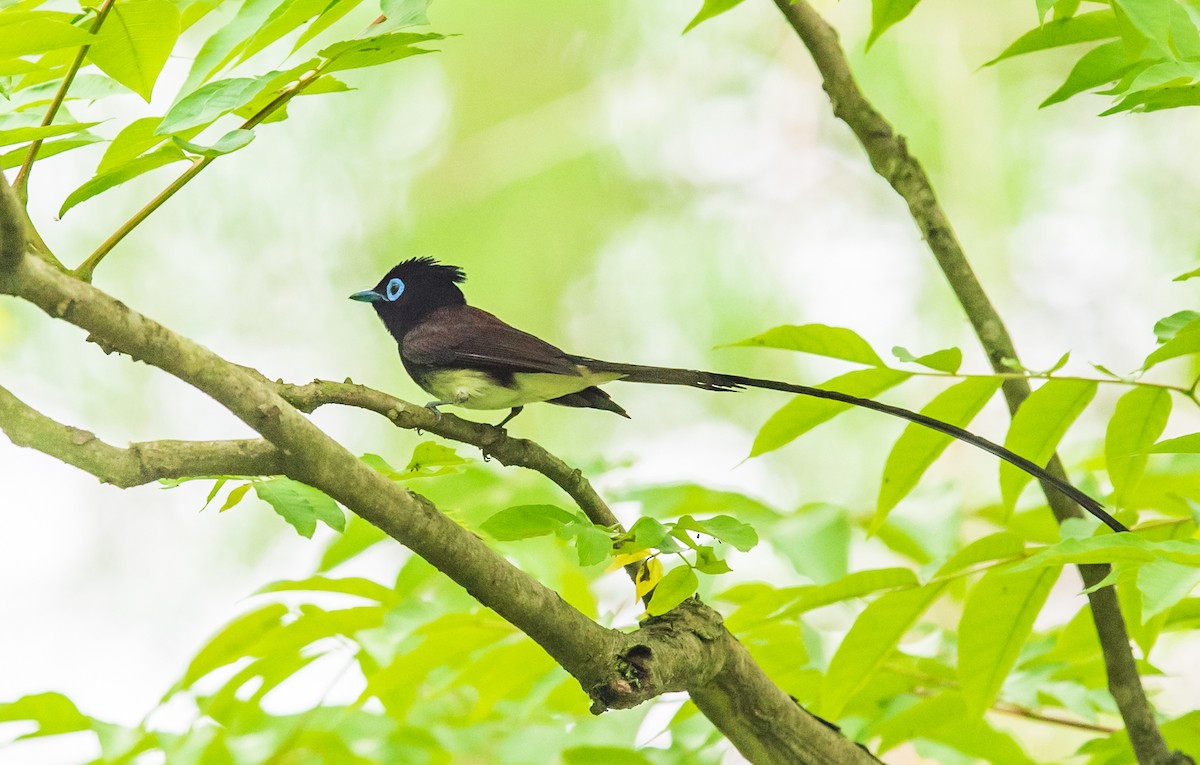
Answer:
[386,278,404,301]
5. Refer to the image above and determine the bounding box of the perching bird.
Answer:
[351,257,1126,533]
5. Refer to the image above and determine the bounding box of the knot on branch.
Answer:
[587,599,728,715]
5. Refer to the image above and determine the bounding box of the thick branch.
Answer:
[0,384,281,487]
[0,172,874,763]
[769,3,1189,763]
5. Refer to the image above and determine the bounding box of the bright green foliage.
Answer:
[750,368,911,457]
[254,477,346,537]
[875,377,1002,526]
[868,0,923,48]
[1000,378,1097,512]
[958,565,1061,715]
[682,0,745,33]
[1104,387,1170,506]
[729,323,885,366]
[892,345,963,373]
[2,0,439,217]
[86,0,180,101]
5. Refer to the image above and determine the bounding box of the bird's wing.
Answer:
[402,306,584,376]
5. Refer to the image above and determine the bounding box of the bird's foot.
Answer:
[424,400,448,421]
[495,406,523,430]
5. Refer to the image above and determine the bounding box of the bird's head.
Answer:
[349,257,467,338]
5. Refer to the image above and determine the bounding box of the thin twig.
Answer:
[13,0,116,203]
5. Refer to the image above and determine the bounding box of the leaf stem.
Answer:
[75,12,388,281]
[13,0,116,204]
[897,368,1193,397]
[74,67,325,281]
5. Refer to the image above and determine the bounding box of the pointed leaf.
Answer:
[986,11,1120,65]
[172,127,255,157]
[892,345,963,373]
[820,583,945,718]
[750,368,911,457]
[179,0,289,92]
[1143,326,1200,370]
[481,505,576,540]
[253,477,344,537]
[86,0,180,101]
[1042,41,1136,107]
[876,377,1002,524]
[0,692,91,738]
[646,566,698,616]
[780,567,920,618]
[682,0,744,33]
[728,323,884,366]
[868,0,921,48]
[0,121,99,147]
[1138,560,1200,620]
[318,31,439,73]
[0,18,92,57]
[183,602,289,685]
[1105,386,1170,507]
[157,76,272,134]
[958,565,1060,715]
[1000,379,1097,512]
[1147,433,1200,453]
[59,147,188,217]
[934,532,1025,577]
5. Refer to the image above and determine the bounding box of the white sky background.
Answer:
[4,0,1200,762]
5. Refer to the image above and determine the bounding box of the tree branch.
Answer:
[768,2,1190,763]
[0,170,874,764]
[0,384,281,487]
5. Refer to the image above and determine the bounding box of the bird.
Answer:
[350,257,1126,533]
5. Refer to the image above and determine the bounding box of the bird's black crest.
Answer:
[393,257,467,284]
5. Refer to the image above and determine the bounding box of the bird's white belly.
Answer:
[423,368,622,410]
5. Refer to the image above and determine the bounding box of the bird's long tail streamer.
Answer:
[576,358,1127,533]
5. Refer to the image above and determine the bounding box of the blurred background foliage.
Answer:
[4,0,1200,762]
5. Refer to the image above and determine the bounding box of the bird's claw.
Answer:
[424,401,445,422]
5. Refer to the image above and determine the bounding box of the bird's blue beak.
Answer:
[349,290,383,303]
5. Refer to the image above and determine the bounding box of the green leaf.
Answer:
[239,0,331,61]
[780,567,920,618]
[750,368,912,457]
[183,602,289,685]
[677,514,759,552]
[257,575,398,605]
[377,0,432,31]
[86,0,180,101]
[157,76,271,134]
[568,523,613,567]
[1015,535,1200,570]
[626,516,684,553]
[1153,311,1200,342]
[293,0,364,52]
[253,477,344,537]
[868,0,921,49]
[1147,432,1200,453]
[820,583,945,718]
[1000,379,1097,512]
[1143,324,1200,369]
[172,128,255,157]
[0,136,101,169]
[1138,560,1200,620]
[1105,387,1171,507]
[958,565,1060,715]
[891,345,963,373]
[1172,268,1200,283]
[0,692,91,738]
[727,323,884,366]
[317,514,387,571]
[1112,0,1173,48]
[875,377,1002,525]
[0,121,99,147]
[179,0,290,92]
[58,147,188,217]
[0,17,92,57]
[1042,41,1138,106]
[481,504,576,540]
[403,440,467,476]
[934,532,1026,577]
[986,11,1120,65]
[682,0,744,33]
[563,746,654,765]
[646,566,699,615]
[318,31,438,73]
[218,482,251,511]
[694,545,732,574]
